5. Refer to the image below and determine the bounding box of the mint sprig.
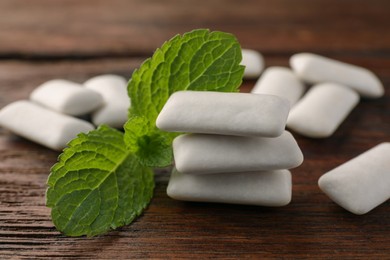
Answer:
[46,29,244,237]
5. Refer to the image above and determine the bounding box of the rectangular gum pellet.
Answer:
[173,131,303,174]
[241,49,264,78]
[318,143,390,215]
[157,91,290,137]
[287,83,359,138]
[167,168,292,206]
[290,53,384,98]
[84,74,130,128]
[251,66,305,106]
[30,79,103,116]
[0,100,95,150]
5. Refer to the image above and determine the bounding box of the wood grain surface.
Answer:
[0,1,389,259]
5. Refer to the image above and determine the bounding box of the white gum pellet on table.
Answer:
[30,79,104,116]
[173,131,303,175]
[287,83,360,138]
[241,49,264,78]
[157,91,290,137]
[167,168,292,206]
[0,100,94,151]
[318,143,390,215]
[290,53,384,98]
[251,66,306,106]
[84,74,130,128]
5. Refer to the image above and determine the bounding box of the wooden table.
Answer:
[1,0,389,259]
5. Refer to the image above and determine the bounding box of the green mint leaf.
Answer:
[46,125,154,237]
[124,116,173,167]
[127,29,245,167]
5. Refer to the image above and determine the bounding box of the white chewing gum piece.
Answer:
[173,131,303,175]
[167,168,292,206]
[84,74,130,128]
[251,66,306,106]
[287,83,359,138]
[241,49,264,78]
[0,100,95,151]
[157,91,290,137]
[30,79,104,116]
[290,53,384,98]
[318,143,390,215]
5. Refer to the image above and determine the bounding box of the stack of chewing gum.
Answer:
[157,91,304,207]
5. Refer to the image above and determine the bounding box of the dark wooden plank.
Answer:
[0,57,389,259]
[0,0,390,57]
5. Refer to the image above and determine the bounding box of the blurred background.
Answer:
[1,0,390,55]
[1,0,389,89]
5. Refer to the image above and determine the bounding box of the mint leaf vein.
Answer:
[46,126,154,237]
